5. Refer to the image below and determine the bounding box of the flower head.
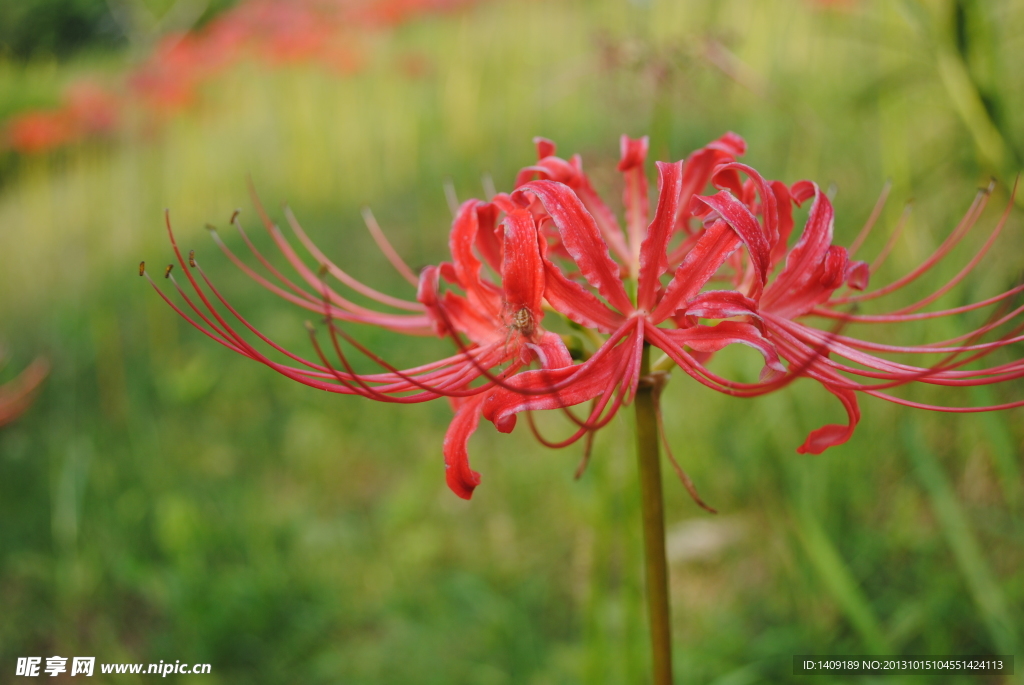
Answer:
[148,134,1023,502]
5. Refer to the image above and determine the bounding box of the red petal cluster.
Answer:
[149,133,1023,499]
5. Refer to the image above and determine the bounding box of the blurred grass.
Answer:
[1,0,1023,683]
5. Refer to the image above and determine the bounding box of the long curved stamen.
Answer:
[644,314,851,398]
[361,207,420,286]
[846,180,892,258]
[258,213,428,325]
[831,183,993,305]
[811,281,1024,323]
[283,204,424,311]
[321,316,503,399]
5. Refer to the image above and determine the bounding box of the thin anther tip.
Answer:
[188,250,196,268]
[205,223,218,232]
[164,264,174,278]
[304,320,316,334]
[317,263,329,277]
[139,261,145,276]
[229,209,241,224]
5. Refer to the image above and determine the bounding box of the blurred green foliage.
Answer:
[0,0,122,59]
[0,0,239,60]
[1,0,1022,683]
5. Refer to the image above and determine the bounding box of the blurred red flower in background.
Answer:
[0,355,48,427]
[148,134,1023,501]
[3,0,475,155]
[4,81,120,154]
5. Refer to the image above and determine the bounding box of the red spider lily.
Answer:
[142,132,749,500]
[0,355,48,427]
[148,133,1023,503]
[485,136,1023,472]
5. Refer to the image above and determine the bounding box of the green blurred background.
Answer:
[1,0,1022,682]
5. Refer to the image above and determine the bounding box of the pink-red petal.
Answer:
[691,190,771,299]
[795,381,860,454]
[619,135,650,263]
[443,393,487,499]
[501,209,545,323]
[637,160,684,310]
[652,220,740,323]
[514,180,635,314]
[659,321,785,376]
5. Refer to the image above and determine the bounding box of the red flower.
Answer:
[148,134,1023,502]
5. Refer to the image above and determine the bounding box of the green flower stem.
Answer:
[635,343,673,685]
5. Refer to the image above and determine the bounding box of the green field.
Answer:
[1,1,1022,683]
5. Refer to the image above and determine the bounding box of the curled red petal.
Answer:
[691,190,771,300]
[795,382,860,454]
[514,180,634,314]
[763,181,835,309]
[441,291,503,345]
[568,155,631,264]
[712,162,780,249]
[416,265,448,337]
[769,180,795,270]
[543,260,626,334]
[537,223,624,333]
[675,133,746,237]
[618,135,650,263]
[448,199,502,319]
[681,290,761,323]
[766,245,851,319]
[501,209,544,322]
[845,260,870,291]
[514,156,579,187]
[443,393,486,499]
[652,220,740,323]
[524,331,573,369]
[534,136,556,160]
[617,135,649,171]
[660,321,785,376]
[637,160,684,310]
[820,245,849,289]
[474,201,503,274]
